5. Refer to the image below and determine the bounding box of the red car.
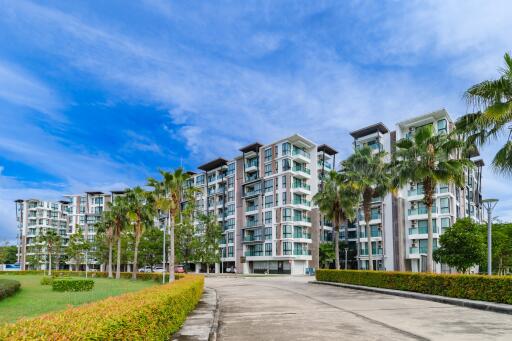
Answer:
[174,265,186,273]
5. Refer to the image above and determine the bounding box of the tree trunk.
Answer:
[334,225,340,270]
[206,263,210,274]
[116,237,121,279]
[168,212,175,283]
[108,241,113,278]
[363,189,373,271]
[427,205,433,272]
[132,233,140,280]
[48,251,52,276]
[366,219,373,271]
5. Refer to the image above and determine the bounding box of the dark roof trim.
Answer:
[317,144,338,155]
[86,191,104,195]
[474,159,485,167]
[111,190,126,194]
[186,171,197,176]
[198,158,228,171]
[350,123,389,138]
[59,200,71,204]
[239,142,263,153]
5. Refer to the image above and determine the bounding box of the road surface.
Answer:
[206,276,512,340]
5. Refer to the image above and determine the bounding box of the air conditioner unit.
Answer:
[411,221,416,227]
[409,127,415,132]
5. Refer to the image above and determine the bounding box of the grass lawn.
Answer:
[0,274,157,325]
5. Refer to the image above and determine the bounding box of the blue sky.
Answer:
[1,0,511,240]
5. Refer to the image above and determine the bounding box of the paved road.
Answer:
[206,276,512,341]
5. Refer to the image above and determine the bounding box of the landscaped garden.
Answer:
[0,274,157,325]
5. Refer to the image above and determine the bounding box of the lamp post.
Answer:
[344,248,348,270]
[482,199,498,276]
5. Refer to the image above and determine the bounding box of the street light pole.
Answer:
[344,248,348,270]
[482,199,498,276]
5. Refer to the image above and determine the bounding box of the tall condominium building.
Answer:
[15,191,123,270]
[185,135,338,275]
[349,109,484,273]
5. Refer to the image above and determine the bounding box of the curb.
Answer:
[208,287,220,341]
[311,281,512,315]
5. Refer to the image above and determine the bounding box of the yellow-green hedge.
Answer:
[52,278,94,292]
[0,274,204,340]
[316,270,512,304]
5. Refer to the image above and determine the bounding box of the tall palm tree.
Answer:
[125,187,155,280]
[95,212,115,278]
[342,146,392,271]
[392,125,473,272]
[313,171,358,269]
[39,229,61,276]
[110,196,129,279]
[456,52,512,174]
[147,177,169,283]
[148,168,191,283]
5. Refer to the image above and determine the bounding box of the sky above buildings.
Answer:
[1,0,511,240]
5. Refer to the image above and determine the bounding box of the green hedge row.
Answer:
[40,276,53,285]
[0,279,21,301]
[316,269,512,304]
[0,275,204,340]
[0,270,182,282]
[52,278,94,292]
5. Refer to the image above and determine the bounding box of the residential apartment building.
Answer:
[349,109,484,273]
[15,191,123,270]
[185,135,337,275]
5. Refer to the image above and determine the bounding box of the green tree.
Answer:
[66,226,90,271]
[456,52,512,174]
[39,229,61,276]
[175,189,199,266]
[95,210,115,278]
[147,168,192,283]
[197,214,222,273]
[138,227,164,271]
[313,171,358,269]
[480,223,512,275]
[319,243,335,269]
[433,218,485,273]
[125,187,155,280]
[343,146,393,270]
[26,243,45,270]
[392,125,472,272]
[111,196,129,279]
[0,243,17,264]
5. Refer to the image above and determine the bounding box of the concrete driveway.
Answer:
[206,276,512,341]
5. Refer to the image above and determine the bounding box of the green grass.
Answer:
[0,274,157,325]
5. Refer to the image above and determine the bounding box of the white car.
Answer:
[138,266,152,273]
[153,266,164,273]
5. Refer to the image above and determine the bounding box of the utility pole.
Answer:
[482,199,498,276]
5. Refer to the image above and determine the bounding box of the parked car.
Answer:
[138,266,151,273]
[174,265,186,273]
[153,266,164,273]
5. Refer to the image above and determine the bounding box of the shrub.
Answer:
[0,279,21,300]
[0,275,204,340]
[52,278,94,292]
[0,270,182,282]
[40,276,53,285]
[316,269,512,304]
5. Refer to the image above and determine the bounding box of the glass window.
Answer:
[265,195,273,208]
[264,179,273,192]
[264,211,272,224]
[265,243,272,256]
[283,241,292,255]
[265,164,272,176]
[228,246,234,257]
[227,232,234,243]
[264,148,272,162]
[282,158,291,171]
[437,119,447,134]
[282,175,287,188]
[440,197,450,214]
[282,192,287,205]
[265,227,272,239]
[283,208,292,221]
[282,142,291,156]
[227,162,235,176]
[441,217,451,230]
[228,190,234,202]
[283,225,292,238]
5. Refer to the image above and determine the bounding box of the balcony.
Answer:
[245,173,259,183]
[409,247,428,254]
[292,165,311,175]
[293,198,311,207]
[408,206,437,216]
[360,248,383,256]
[245,250,263,257]
[408,226,438,235]
[359,230,382,238]
[292,148,310,161]
[317,161,332,170]
[245,205,259,213]
[243,235,263,242]
[293,249,312,256]
[293,232,312,239]
[293,216,311,224]
[244,188,261,197]
[245,220,261,228]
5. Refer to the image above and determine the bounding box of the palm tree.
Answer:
[392,125,473,272]
[147,177,169,283]
[313,171,358,269]
[95,212,115,278]
[110,196,129,279]
[148,168,191,283]
[456,52,512,174]
[39,229,61,276]
[125,187,155,280]
[342,146,392,271]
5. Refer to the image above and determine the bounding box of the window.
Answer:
[437,119,447,134]
[228,190,234,202]
[264,179,273,192]
[282,142,291,156]
[226,204,235,216]
[264,148,272,162]
[282,192,287,205]
[227,232,234,243]
[264,211,272,224]
[440,197,450,214]
[228,177,234,189]
[283,208,291,221]
[224,218,235,230]
[275,193,279,206]
[418,219,437,233]
[441,217,451,231]
[228,246,234,257]
[283,225,292,238]
[282,175,287,188]
[265,195,273,208]
[227,162,235,176]
[282,158,291,171]
[196,175,205,185]
[283,242,292,255]
[265,227,272,239]
[265,243,272,256]
[264,164,272,176]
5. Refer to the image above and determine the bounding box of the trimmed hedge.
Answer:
[40,276,53,285]
[52,278,94,292]
[0,270,183,282]
[0,279,21,301]
[316,269,512,304]
[0,275,204,340]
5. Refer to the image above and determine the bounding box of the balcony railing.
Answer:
[245,205,259,212]
[245,250,263,257]
[292,149,310,159]
[293,249,311,256]
[244,235,263,242]
[292,183,311,191]
[245,220,260,228]
[245,159,258,168]
[293,199,311,207]
[360,248,383,256]
[408,226,438,235]
[245,174,259,182]
[409,247,428,254]
[293,216,311,223]
[244,189,261,197]
[408,207,438,216]
[293,232,312,239]
[359,230,382,238]
[292,166,311,175]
